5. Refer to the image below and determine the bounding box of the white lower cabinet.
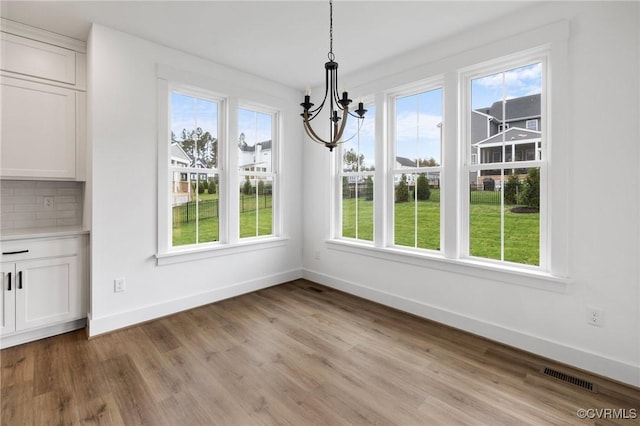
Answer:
[0,235,86,347]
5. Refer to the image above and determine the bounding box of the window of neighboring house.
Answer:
[526,119,539,130]
[465,60,545,267]
[238,107,277,238]
[338,103,375,242]
[170,90,220,247]
[391,85,443,251]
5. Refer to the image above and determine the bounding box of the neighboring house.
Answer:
[470,93,541,189]
[171,143,192,205]
[394,156,440,188]
[239,140,272,175]
[171,142,217,205]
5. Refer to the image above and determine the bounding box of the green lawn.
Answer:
[174,191,539,266]
[342,190,539,265]
[172,193,272,246]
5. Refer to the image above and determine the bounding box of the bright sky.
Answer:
[170,61,541,169]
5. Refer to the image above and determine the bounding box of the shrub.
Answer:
[242,178,252,195]
[504,174,521,205]
[395,174,409,203]
[198,182,205,194]
[208,181,216,194]
[521,168,540,209]
[202,180,209,190]
[365,176,374,201]
[416,173,431,201]
[257,180,265,195]
[342,177,350,199]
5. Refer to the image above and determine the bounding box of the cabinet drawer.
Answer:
[1,32,76,85]
[1,237,80,262]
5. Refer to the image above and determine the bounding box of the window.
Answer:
[170,90,220,247]
[338,103,375,242]
[464,60,545,267]
[326,31,566,282]
[238,107,277,238]
[391,86,443,251]
[157,67,284,262]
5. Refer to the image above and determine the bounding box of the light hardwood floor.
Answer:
[1,279,638,425]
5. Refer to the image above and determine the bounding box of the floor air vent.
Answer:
[542,367,597,393]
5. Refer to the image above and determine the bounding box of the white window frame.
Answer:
[156,66,286,266]
[386,78,444,253]
[327,21,570,290]
[335,99,376,243]
[237,102,280,240]
[460,49,549,272]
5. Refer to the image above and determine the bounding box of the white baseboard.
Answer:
[88,268,303,337]
[303,268,640,388]
[0,319,87,349]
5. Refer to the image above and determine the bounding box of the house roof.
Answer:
[396,156,417,167]
[171,143,191,164]
[239,140,272,152]
[476,93,541,122]
[474,127,541,147]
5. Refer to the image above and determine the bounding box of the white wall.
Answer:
[303,2,640,387]
[88,24,303,335]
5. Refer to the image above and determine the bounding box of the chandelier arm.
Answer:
[336,118,365,144]
[333,107,350,142]
[303,122,329,145]
[303,114,333,145]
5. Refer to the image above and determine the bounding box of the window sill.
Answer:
[156,236,289,266]
[326,239,570,293]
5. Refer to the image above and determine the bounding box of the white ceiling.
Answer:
[1,1,536,90]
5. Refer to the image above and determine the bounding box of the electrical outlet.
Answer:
[43,196,54,210]
[586,307,604,327]
[114,278,126,293]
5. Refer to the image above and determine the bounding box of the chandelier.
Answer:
[300,0,367,152]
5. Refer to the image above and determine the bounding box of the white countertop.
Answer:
[0,226,90,241]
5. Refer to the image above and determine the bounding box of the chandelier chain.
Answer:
[328,0,334,61]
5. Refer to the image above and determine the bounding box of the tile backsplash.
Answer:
[1,180,84,231]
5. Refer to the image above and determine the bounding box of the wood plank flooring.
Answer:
[2,279,639,425]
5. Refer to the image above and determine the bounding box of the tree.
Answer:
[242,176,253,195]
[395,174,409,203]
[238,132,248,150]
[416,173,431,200]
[342,177,350,199]
[504,174,521,205]
[418,157,439,167]
[343,148,365,172]
[257,179,265,195]
[365,176,374,201]
[178,127,218,168]
[521,168,540,209]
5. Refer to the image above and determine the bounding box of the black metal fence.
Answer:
[173,195,272,226]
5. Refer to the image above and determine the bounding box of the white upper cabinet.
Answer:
[1,32,77,85]
[1,77,77,179]
[0,19,86,180]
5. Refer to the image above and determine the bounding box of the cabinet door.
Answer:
[15,256,81,331]
[1,32,76,85]
[1,77,76,179]
[0,263,16,335]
